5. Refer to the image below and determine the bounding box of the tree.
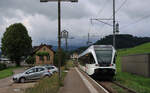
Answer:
[25,56,35,66]
[1,23,32,66]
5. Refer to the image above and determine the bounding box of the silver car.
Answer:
[13,66,52,83]
[44,65,58,74]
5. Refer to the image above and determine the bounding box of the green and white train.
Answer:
[78,45,116,79]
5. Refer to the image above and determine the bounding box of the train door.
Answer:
[78,55,87,72]
[86,54,95,75]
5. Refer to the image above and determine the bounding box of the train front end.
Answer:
[93,45,116,79]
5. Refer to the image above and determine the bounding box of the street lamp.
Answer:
[40,0,78,82]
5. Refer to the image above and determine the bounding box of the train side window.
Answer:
[113,54,117,63]
[79,53,95,65]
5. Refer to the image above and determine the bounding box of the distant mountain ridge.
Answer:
[94,34,150,49]
[72,34,150,54]
[52,46,81,51]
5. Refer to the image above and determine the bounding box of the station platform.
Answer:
[58,68,107,93]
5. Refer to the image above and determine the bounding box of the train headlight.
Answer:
[110,64,113,66]
[95,64,100,66]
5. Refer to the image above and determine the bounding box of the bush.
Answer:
[54,50,67,66]
[0,63,7,70]
[25,56,35,65]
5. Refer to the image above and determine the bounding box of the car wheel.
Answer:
[44,75,50,78]
[20,77,26,83]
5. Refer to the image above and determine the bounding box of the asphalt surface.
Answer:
[0,68,36,93]
[58,68,91,93]
[59,68,111,93]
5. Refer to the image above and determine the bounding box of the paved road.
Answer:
[0,68,36,93]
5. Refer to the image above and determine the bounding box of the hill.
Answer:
[94,34,150,49]
[118,42,150,56]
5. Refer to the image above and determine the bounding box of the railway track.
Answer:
[112,81,137,93]
[78,67,137,93]
[97,81,137,93]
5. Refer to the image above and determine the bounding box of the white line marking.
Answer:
[76,67,110,93]
[75,67,99,93]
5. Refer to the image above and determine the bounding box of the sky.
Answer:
[0,0,150,47]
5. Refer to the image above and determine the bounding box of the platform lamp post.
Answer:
[61,30,72,70]
[40,0,78,82]
[61,30,74,57]
[61,30,69,51]
[116,23,119,34]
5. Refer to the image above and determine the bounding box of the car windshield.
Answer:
[95,50,112,64]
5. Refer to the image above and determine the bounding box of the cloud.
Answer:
[0,0,150,47]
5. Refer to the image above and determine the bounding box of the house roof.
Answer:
[33,44,55,53]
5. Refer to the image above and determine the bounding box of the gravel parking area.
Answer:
[0,68,36,93]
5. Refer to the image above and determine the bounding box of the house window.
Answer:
[39,56,44,61]
[43,48,46,51]
[47,55,50,61]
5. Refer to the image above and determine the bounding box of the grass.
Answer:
[25,60,74,93]
[66,60,74,69]
[118,42,150,56]
[0,67,19,79]
[25,68,67,93]
[115,42,150,93]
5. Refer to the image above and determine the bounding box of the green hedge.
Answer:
[36,52,49,56]
[0,63,7,70]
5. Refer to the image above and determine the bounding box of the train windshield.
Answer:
[95,50,112,64]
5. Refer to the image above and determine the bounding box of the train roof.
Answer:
[78,45,114,58]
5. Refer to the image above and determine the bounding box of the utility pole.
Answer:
[40,0,78,83]
[91,0,116,48]
[113,0,116,48]
[58,0,61,81]
[87,33,90,45]
[87,33,92,46]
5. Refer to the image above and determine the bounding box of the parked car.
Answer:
[44,65,58,74]
[13,66,52,83]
